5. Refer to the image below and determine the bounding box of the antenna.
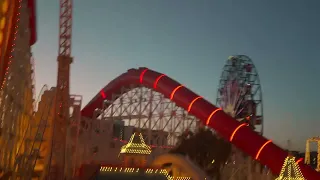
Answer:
[287,139,292,152]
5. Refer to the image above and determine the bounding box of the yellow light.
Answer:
[0,32,3,44]
[275,156,305,180]
[119,132,152,155]
[0,17,5,30]
[99,166,191,180]
[2,0,9,13]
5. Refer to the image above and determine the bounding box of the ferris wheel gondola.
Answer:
[216,55,264,134]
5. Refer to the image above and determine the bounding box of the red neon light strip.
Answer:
[205,108,222,125]
[170,85,184,100]
[255,140,272,160]
[229,123,248,142]
[187,96,202,112]
[140,69,148,83]
[100,90,106,98]
[153,74,166,89]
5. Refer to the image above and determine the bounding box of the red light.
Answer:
[170,85,184,100]
[296,158,303,164]
[140,69,148,83]
[230,123,248,142]
[255,140,272,160]
[205,108,222,125]
[187,96,202,112]
[153,74,166,89]
[100,90,106,98]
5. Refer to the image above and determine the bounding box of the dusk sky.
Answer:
[32,0,320,151]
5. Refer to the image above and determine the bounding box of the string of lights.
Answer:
[100,166,191,180]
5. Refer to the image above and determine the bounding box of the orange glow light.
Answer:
[187,96,202,112]
[205,108,222,125]
[229,123,248,142]
[139,69,148,83]
[153,74,166,89]
[296,158,303,164]
[255,140,272,160]
[170,85,184,100]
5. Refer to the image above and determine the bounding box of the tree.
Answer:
[170,127,232,179]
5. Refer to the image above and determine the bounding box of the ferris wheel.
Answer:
[216,55,264,134]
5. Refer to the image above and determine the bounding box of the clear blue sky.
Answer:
[32,0,320,151]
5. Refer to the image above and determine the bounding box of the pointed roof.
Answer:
[120,132,151,155]
[275,156,305,180]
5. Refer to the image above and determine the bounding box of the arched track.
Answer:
[81,67,320,180]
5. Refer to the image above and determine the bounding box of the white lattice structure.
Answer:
[74,86,200,169]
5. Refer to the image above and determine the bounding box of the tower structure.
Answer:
[47,0,73,179]
[305,137,320,171]
[276,156,304,180]
[0,0,35,177]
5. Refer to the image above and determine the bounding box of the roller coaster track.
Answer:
[13,85,48,176]
[23,86,55,179]
[82,67,320,180]
[1,85,55,179]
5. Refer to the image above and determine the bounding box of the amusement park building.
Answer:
[78,132,192,180]
[2,0,320,179]
[77,118,170,165]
